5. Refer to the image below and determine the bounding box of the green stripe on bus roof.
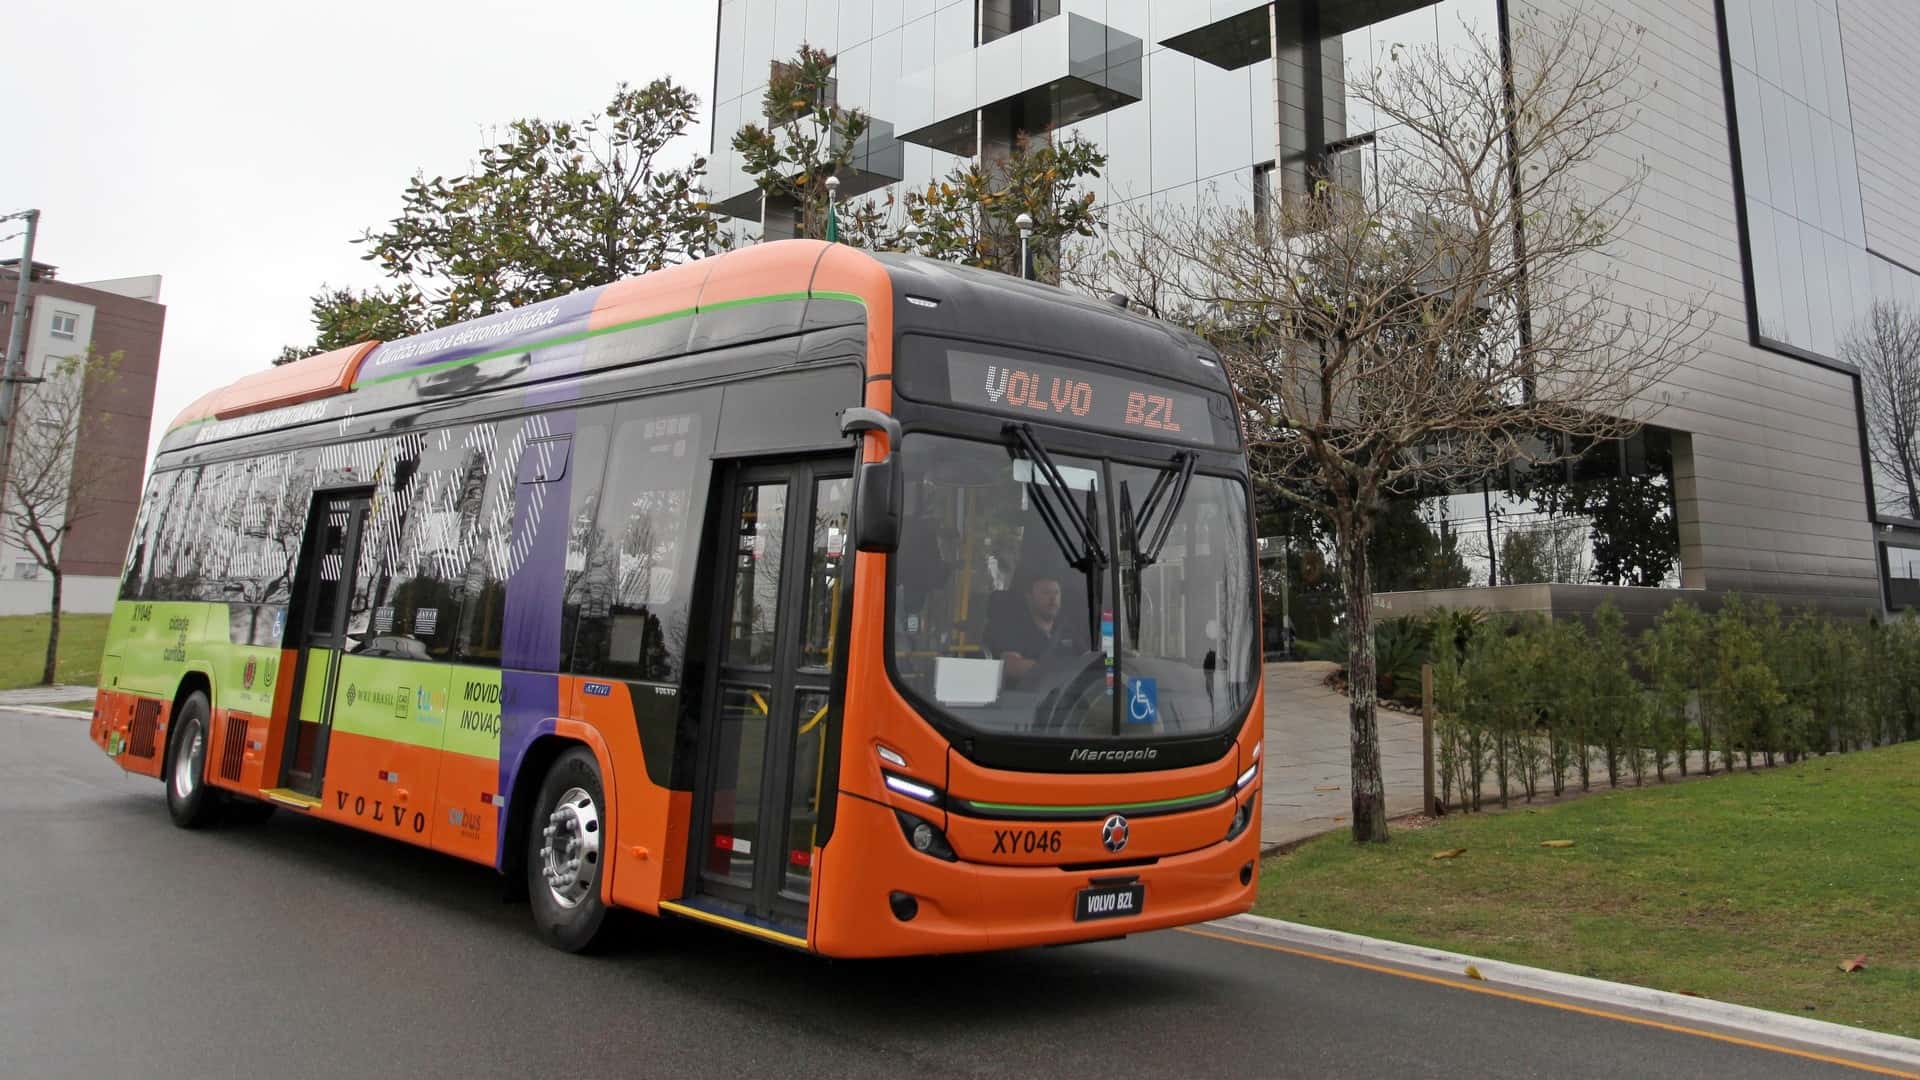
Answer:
[960,788,1232,816]
[170,289,871,429]
[358,289,847,387]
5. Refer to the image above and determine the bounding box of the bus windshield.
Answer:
[890,433,1257,743]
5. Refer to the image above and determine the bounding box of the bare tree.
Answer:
[5,347,120,685]
[1089,11,1705,841]
[1846,301,1920,518]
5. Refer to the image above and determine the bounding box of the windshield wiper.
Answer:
[1007,423,1109,656]
[1007,424,1108,572]
[1129,450,1196,569]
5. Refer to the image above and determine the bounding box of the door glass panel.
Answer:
[782,689,830,899]
[724,482,788,667]
[305,501,353,638]
[706,684,771,886]
[799,477,851,670]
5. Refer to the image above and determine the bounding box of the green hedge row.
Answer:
[1409,598,1920,811]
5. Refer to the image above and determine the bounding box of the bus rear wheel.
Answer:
[164,690,221,829]
[527,747,613,953]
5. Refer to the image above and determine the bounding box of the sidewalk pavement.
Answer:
[0,685,96,706]
[1260,662,1428,848]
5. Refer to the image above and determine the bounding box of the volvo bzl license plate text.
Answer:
[1074,883,1145,921]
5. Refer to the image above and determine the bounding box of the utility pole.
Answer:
[0,208,43,524]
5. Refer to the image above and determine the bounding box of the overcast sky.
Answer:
[4,0,718,464]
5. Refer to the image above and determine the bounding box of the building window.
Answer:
[1252,161,1275,229]
[979,0,1059,44]
[1886,544,1920,609]
[14,558,39,581]
[50,311,77,339]
[1721,0,1911,360]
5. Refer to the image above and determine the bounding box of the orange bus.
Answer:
[90,240,1264,955]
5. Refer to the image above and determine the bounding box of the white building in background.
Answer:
[709,1,1920,621]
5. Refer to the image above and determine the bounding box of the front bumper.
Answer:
[809,791,1260,958]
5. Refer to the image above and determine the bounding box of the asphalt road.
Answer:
[2,707,1904,1080]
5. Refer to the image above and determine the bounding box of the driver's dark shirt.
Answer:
[986,613,1076,661]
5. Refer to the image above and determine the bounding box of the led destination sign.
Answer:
[925,345,1228,447]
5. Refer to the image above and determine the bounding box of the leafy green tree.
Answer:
[733,45,871,240]
[1370,500,1473,592]
[893,132,1106,281]
[358,79,723,328]
[1542,615,1593,794]
[275,285,425,365]
[1639,599,1709,778]
[1499,520,1585,584]
[1709,596,1784,771]
[1589,603,1640,786]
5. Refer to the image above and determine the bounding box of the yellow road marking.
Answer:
[1176,926,1919,1079]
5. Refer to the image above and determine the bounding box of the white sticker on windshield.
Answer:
[1014,459,1100,491]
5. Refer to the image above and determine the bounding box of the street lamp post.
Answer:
[0,208,43,517]
[1016,212,1034,280]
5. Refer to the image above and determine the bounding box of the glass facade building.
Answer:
[711,0,1920,616]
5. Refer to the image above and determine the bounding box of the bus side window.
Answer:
[558,407,616,674]
[449,421,509,667]
[150,466,205,601]
[120,469,176,602]
[570,392,714,684]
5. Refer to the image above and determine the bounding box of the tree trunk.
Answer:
[42,569,62,686]
[1342,527,1389,843]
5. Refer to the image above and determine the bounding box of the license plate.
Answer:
[1074,883,1145,921]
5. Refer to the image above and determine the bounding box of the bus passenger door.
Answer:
[280,493,370,797]
[691,459,851,933]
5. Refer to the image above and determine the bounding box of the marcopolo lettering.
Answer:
[1068,746,1159,763]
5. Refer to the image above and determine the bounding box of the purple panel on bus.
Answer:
[354,286,608,386]
[501,408,577,673]
[497,671,562,867]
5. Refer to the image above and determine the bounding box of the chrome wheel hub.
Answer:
[539,787,601,909]
[171,718,203,802]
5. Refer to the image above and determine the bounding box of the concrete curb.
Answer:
[2,704,92,719]
[1211,913,1920,1072]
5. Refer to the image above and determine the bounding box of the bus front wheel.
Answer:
[527,747,614,953]
[164,690,221,829]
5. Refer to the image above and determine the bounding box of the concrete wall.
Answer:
[0,574,120,616]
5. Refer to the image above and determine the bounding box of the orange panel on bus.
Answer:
[314,731,440,848]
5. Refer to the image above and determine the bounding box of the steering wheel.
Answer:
[1032,654,1112,734]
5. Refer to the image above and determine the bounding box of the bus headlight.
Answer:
[1226,798,1254,842]
[894,810,956,861]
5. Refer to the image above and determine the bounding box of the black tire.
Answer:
[224,798,278,825]
[164,690,222,829]
[526,747,614,953]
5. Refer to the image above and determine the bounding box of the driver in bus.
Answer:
[985,576,1078,686]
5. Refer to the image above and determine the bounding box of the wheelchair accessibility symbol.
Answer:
[1125,677,1158,726]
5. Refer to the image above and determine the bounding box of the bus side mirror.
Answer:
[854,458,901,553]
[841,407,904,554]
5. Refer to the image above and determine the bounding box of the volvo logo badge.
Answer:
[1101,814,1130,853]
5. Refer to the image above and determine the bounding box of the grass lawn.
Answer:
[1257,742,1920,1038]
[0,613,111,690]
